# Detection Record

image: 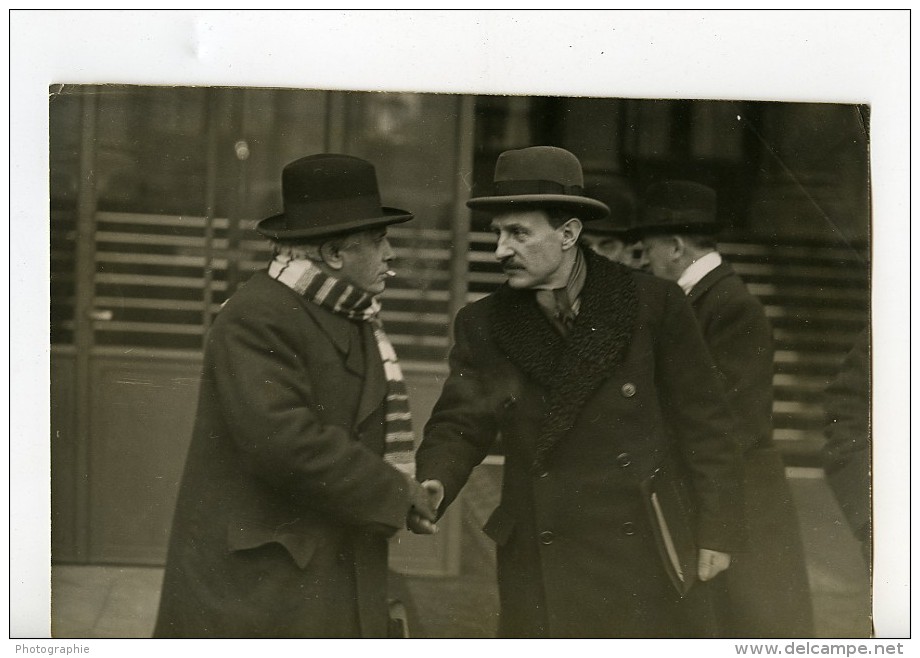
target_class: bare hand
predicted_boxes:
[406,479,439,535]
[697,548,731,581]
[407,511,438,535]
[421,479,445,512]
[406,480,445,535]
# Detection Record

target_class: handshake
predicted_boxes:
[406,479,445,535]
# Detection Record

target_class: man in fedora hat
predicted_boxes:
[413,147,745,637]
[154,154,438,638]
[633,180,815,637]
[581,179,643,268]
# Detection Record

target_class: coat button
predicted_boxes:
[621,382,637,398]
[539,531,555,545]
[616,452,632,468]
[538,470,550,478]
[622,522,636,536]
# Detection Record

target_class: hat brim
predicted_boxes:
[582,219,631,237]
[630,222,721,239]
[256,207,413,241]
[466,194,609,221]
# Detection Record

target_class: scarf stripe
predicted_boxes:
[269,254,416,478]
[303,272,327,300]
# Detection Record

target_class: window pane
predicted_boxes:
[342,92,463,363]
[95,86,210,216]
[49,90,82,345]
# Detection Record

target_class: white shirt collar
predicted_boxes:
[677,251,722,295]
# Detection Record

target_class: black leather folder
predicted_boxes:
[639,459,699,597]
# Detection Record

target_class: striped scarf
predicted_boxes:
[268,253,416,478]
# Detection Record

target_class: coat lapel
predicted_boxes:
[490,282,564,390]
[301,301,366,377]
[492,248,639,471]
[302,301,385,429]
[277,281,387,444]
[354,323,388,429]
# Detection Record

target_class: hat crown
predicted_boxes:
[466,146,610,221]
[635,180,719,234]
[645,180,716,215]
[493,146,585,189]
[282,154,381,208]
[257,153,412,240]
[583,181,637,235]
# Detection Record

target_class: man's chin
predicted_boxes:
[359,283,386,296]
[504,274,531,289]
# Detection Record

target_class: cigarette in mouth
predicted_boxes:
[385,270,397,277]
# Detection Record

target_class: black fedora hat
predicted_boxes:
[467,146,609,221]
[257,154,413,241]
[633,180,720,237]
[582,181,637,237]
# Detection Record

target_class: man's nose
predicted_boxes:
[494,234,512,260]
[381,237,395,262]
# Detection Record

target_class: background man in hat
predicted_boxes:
[633,180,815,637]
[413,146,745,638]
[154,154,438,638]
[581,179,643,268]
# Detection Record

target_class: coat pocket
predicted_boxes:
[482,506,516,546]
[227,519,324,569]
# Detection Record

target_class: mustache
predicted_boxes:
[499,257,523,270]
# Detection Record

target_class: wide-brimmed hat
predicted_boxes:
[582,180,637,237]
[257,154,413,241]
[467,146,609,221]
[632,180,720,237]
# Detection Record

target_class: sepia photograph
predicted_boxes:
[11,8,911,650]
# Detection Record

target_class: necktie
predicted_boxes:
[536,287,576,335]
[534,248,586,335]
[553,287,576,330]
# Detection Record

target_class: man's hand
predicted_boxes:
[406,479,439,535]
[406,479,445,535]
[697,548,731,581]
[421,479,445,511]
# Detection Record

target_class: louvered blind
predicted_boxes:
[65,212,456,363]
[50,209,77,345]
[54,207,868,465]
[722,240,869,464]
[91,212,226,350]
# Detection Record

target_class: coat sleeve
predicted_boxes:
[416,306,499,512]
[654,284,746,553]
[206,308,413,536]
[702,288,775,451]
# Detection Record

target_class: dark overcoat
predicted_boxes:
[687,262,814,637]
[154,271,413,638]
[416,250,745,638]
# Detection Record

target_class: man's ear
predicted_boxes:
[669,235,686,260]
[319,240,345,271]
[560,217,583,250]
